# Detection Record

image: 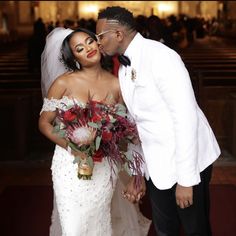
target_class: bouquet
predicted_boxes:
[53,99,144,186]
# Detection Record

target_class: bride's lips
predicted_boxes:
[87,50,97,58]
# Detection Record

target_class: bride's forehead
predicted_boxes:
[70,32,89,43]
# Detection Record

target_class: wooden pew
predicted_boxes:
[230,92,236,157]
[0,72,40,81]
[0,93,31,160]
[0,68,30,73]
[0,88,54,161]
[191,69,236,154]
[184,59,236,65]
[0,80,40,89]
[180,43,236,156]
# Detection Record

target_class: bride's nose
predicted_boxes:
[85,45,92,52]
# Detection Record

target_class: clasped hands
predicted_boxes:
[122,176,146,203]
[122,177,193,209]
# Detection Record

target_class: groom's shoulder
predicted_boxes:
[142,37,178,57]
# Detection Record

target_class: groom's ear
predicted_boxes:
[116,30,125,42]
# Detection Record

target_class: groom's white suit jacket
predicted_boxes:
[119,33,221,190]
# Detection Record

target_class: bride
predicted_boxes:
[39,27,151,236]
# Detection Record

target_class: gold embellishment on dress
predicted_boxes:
[131,68,136,81]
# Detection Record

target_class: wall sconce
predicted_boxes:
[157,3,174,18]
[83,5,98,14]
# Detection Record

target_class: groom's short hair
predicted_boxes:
[98,6,136,31]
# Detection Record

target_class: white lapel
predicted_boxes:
[119,66,136,116]
[119,33,147,117]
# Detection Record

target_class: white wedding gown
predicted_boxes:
[40,97,151,236]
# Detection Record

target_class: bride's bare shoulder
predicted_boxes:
[51,71,74,86]
[47,71,75,98]
[57,71,74,81]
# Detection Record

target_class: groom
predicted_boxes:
[96,6,220,236]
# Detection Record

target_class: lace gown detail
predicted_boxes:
[51,146,115,236]
[40,97,151,236]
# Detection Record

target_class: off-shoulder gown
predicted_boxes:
[40,96,151,236]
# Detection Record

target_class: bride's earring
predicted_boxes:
[75,61,81,70]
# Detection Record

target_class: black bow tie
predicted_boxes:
[118,55,131,67]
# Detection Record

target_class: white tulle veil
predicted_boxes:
[41,27,73,98]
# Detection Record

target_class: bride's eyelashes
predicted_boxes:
[76,46,83,53]
[87,38,94,44]
[75,38,95,53]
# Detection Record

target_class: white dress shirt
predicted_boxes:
[118,33,221,190]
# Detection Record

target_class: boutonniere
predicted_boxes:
[131,68,136,82]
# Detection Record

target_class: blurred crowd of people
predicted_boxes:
[27,15,221,73]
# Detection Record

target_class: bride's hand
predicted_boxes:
[71,149,87,160]
[131,137,140,145]
[122,176,146,203]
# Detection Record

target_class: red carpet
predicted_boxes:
[0,185,235,236]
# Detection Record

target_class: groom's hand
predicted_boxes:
[122,176,146,203]
[175,184,193,209]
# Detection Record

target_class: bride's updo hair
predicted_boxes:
[60,28,97,71]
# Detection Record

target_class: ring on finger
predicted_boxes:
[185,201,190,206]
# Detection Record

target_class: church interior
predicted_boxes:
[0,1,236,235]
